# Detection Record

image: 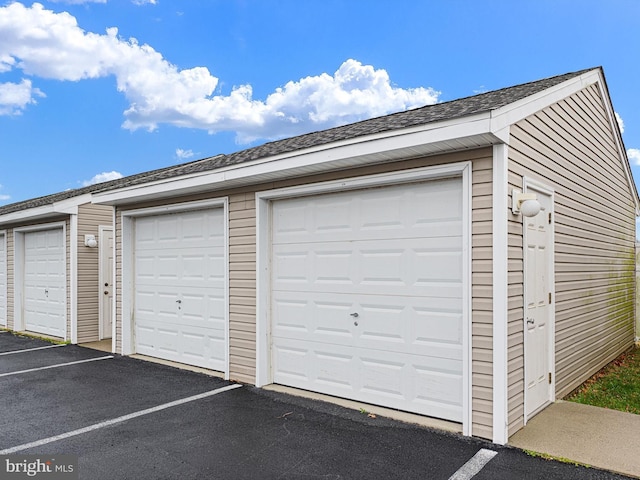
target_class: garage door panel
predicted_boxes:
[270,177,465,423]
[272,291,462,359]
[136,324,225,370]
[273,179,462,245]
[273,338,463,421]
[272,241,462,298]
[24,229,65,338]
[134,208,227,371]
[274,221,462,244]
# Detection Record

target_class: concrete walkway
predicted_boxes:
[509,400,640,478]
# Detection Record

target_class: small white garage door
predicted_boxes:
[0,233,6,327]
[134,208,226,371]
[271,177,465,422]
[24,229,66,338]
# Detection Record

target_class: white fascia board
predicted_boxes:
[490,69,602,134]
[93,113,501,205]
[0,194,89,225]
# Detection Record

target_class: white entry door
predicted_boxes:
[0,233,6,327]
[133,208,226,371]
[524,189,553,419]
[270,178,465,422]
[99,227,114,340]
[24,229,66,338]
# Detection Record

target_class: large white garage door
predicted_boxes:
[134,208,226,371]
[24,229,66,338]
[271,178,465,422]
[0,234,6,327]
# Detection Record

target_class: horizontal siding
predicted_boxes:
[507,83,636,436]
[228,193,257,384]
[471,155,493,440]
[76,203,113,343]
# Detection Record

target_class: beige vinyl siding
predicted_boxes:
[228,193,257,383]
[471,155,494,440]
[113,148,494,434]
[507,83,636,435]
[77,203,113,343]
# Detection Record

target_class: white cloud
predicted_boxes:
[627,148,640,166]
[132,0,157,5]
[0,184,10,201]
[0,3,439,143]
[175,148,194,160]
[615,112,625,134]
[82,170,123,186]
[0,79,45,115]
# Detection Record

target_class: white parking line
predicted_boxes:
[0,344,66,356]
[0,383,243,454]
[448,448,498,480]
[0,356,113,378]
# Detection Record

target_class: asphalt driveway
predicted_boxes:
[0,332,632,479]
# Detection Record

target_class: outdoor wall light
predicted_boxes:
[512,189,542,217]
[84,234,98,248]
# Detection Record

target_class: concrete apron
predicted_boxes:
[509,400,640,478]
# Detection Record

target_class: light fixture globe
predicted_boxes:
[84,234,98,248]
[520,199,541,217]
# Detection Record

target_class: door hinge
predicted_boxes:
[548,212,552,224]
[548,372,552,384]
[548,292,552,304]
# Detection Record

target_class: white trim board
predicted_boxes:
[255,162,472,435]
[0,195,88,226]
[491,144,509,445]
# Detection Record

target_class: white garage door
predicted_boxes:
[271,178,465,422]
[24,229,66,338]
[134,208,226,371]
[0,234,6,327]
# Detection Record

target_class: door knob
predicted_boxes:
[350,312,359,318]
[527,318,534,325]
[104,291,109,295]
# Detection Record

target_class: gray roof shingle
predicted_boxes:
[0,67,596,216]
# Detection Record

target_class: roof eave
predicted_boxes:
[0,194,89,226]
[93,112,504,205]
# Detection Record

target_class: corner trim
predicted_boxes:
[492,143,509,445]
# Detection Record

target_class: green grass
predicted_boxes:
[566,346,640,414]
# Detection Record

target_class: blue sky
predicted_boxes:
[1,1,640,208]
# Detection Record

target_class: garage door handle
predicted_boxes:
[527,318,534,325]
[350,312,359,318]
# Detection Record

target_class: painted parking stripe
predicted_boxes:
[0,344,66,356]
[0,356,113,378]
[0,383,242,454]
[448,448,498,480]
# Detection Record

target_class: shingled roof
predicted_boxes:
[0,67,597,216]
